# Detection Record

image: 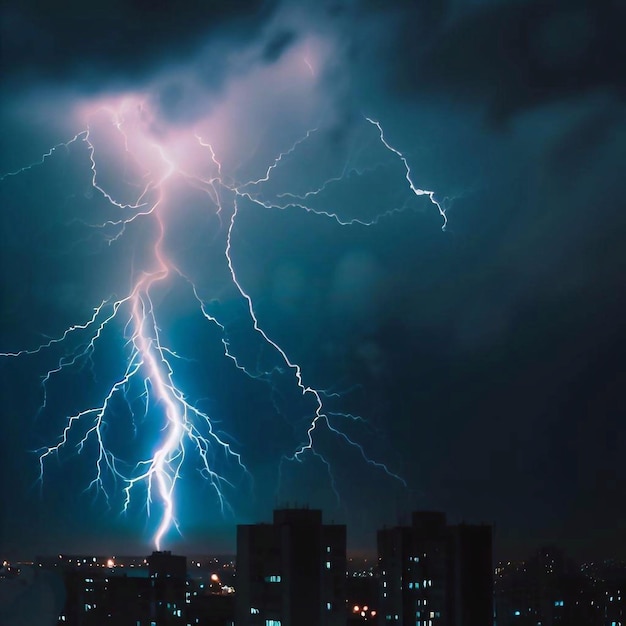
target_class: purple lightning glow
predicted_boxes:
[1,85,446,549]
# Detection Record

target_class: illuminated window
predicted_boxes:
[265,621,282,626]
[326,561,331,569]
[251,608,260,614]
[265,575,281,583]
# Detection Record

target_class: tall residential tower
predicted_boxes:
[236,508,347,626]
[377,512,492,626]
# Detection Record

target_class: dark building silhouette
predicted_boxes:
[495,547,625,626]
[236,508,347,626]
[58,569,152,625]
[377,511,492,626]
[187,593,235,626]
[448,523,493,625]
[586,559,626,626]
[38,551,188,625]
[148,550,187,625]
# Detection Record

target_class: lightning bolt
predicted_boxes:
[365,117,447,230]
[1,97,444,548]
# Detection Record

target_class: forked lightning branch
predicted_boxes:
[1,96,444,548]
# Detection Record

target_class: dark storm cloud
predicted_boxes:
[1,0,625,561]
[0,0,277,87]
[400,0,626,122]
[315,0,626,557]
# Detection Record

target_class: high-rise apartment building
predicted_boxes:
[236,508,347,626]
[148,550,187,625]
[377,512,492,626]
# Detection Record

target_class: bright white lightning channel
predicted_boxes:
[0,102,445,549]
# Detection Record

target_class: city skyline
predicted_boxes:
[1,0,625,561]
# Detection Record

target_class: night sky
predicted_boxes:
[1,0,625,561]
